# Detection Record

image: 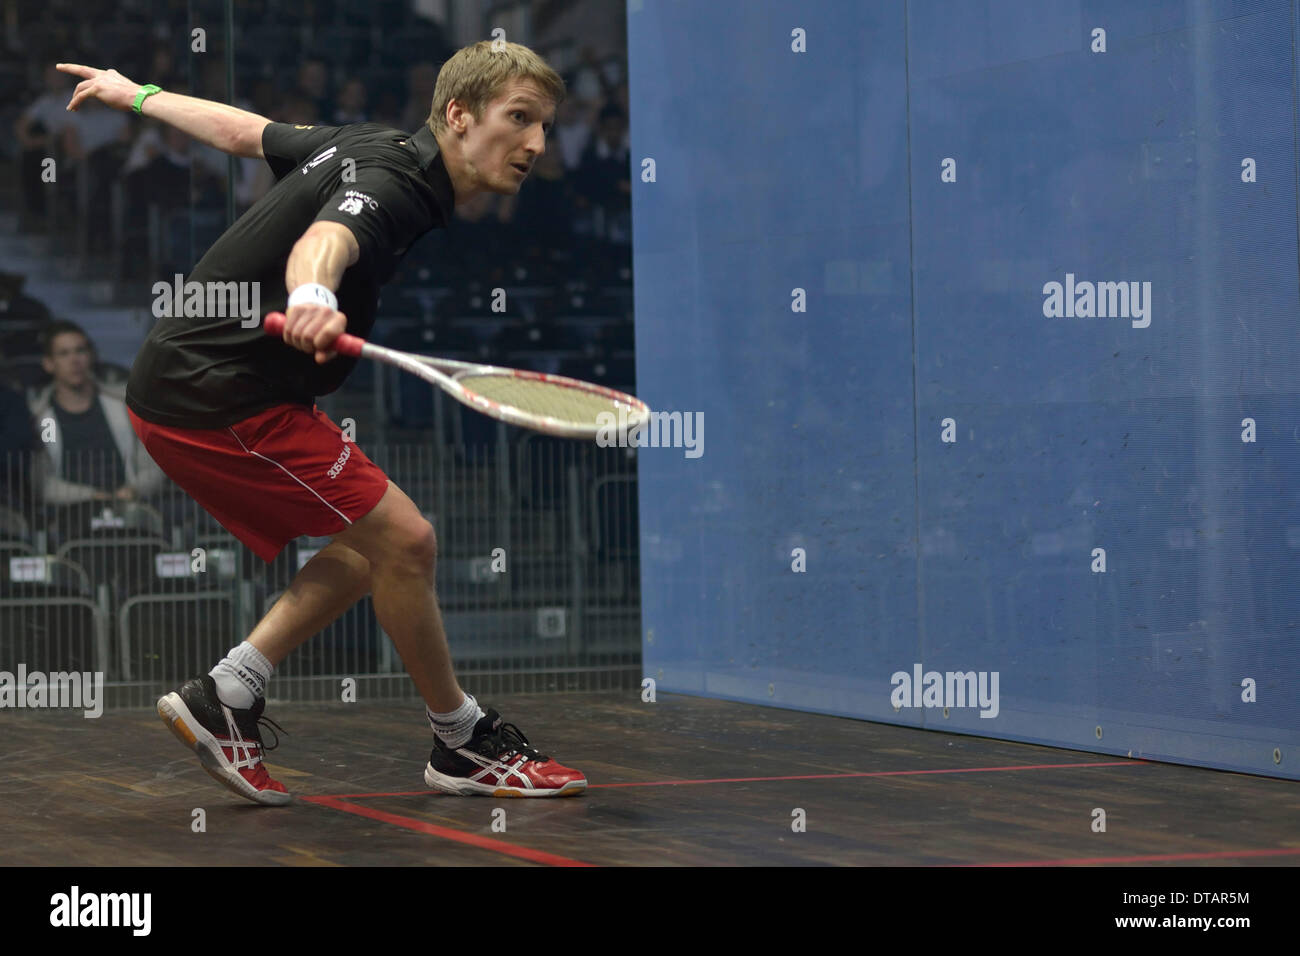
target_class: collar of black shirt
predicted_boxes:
[406,124,456,224]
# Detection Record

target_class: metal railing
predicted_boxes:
[0,439,641,708]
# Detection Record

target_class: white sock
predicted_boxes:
[210,642,273,710]
[427,693,486,749]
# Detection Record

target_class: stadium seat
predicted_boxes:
[0,554,107,674]
[0,506,31,541]
[380,322,480,355]
[0,554,91,600]
[495,320,589,354]
[118,592,237,683]
[56,535,172,606]
[0,600,103,675]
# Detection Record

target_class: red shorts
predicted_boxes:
[128,403,390,563]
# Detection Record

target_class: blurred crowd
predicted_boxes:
[10,15,632,274]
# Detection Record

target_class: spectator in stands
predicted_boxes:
[55,95,133,240]
[371,87,403,128]
[554,50,613,171]
[14,62,75,151]
[0,373,40,519]
[28,320,165,507]
[144,41,181,94]
[296,57,333,122]
[610,79,629,114]
[497,142,574,253]
[234,94,322,210]
[195,57,227,102]
[0,271,52,325]
[14,62,76,229]
[234,80,279,211]
[0,272,52,364]
[120,121,227,275]
[124,118,228,188]
[575,102,631,240]
[247,78,277,119]
[278,92,322,126]
[578,102,629,200]
[399,61,438,133]
[334,76,369,124]
[554,82,595,172]
[58,96,133,177]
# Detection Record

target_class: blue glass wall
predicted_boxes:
[629,0,1300,779]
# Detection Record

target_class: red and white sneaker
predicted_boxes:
[424,709,586,797]
[157,675,291,806]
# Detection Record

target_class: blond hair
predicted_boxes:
[428,40,566,137]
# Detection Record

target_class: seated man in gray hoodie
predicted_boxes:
[29,320,166,507]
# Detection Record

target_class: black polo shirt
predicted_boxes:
[125,122,456,429]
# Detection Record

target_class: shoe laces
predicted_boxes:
[256,715,287,753]
[487,721,548,762]
[222,703,286,755]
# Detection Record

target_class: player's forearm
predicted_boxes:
[138,89,269,158]
[285,231,352,294]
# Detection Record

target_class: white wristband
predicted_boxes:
[288,282,338,311]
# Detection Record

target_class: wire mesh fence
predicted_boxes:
[0,436,641,709]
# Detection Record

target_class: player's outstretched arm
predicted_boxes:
[55,62,272,159]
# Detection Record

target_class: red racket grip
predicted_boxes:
[263,311,364,359]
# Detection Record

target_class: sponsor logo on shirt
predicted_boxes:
[294,124,316,129]
[338,190,379,216]
[301,146,337,174]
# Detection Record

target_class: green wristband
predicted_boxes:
[132,84,162,115]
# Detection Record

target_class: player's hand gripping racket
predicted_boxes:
[264,312,650,440]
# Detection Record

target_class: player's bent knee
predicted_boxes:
[377,515,435,571]
[338,491,436,571]
[406,519,437,568]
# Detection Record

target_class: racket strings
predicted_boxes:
[459,373,638,427]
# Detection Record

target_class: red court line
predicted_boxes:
[590,760,1145,788]
[303,796,596,867]
[314,759,1146,799]
[957,847,1300,867]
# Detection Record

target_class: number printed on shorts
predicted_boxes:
[327,443,352,479]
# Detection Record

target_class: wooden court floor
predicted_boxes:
[1,693,1297,867]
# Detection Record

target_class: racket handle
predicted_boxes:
[263,311,364,359]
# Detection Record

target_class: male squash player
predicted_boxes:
[56,40,587,803]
